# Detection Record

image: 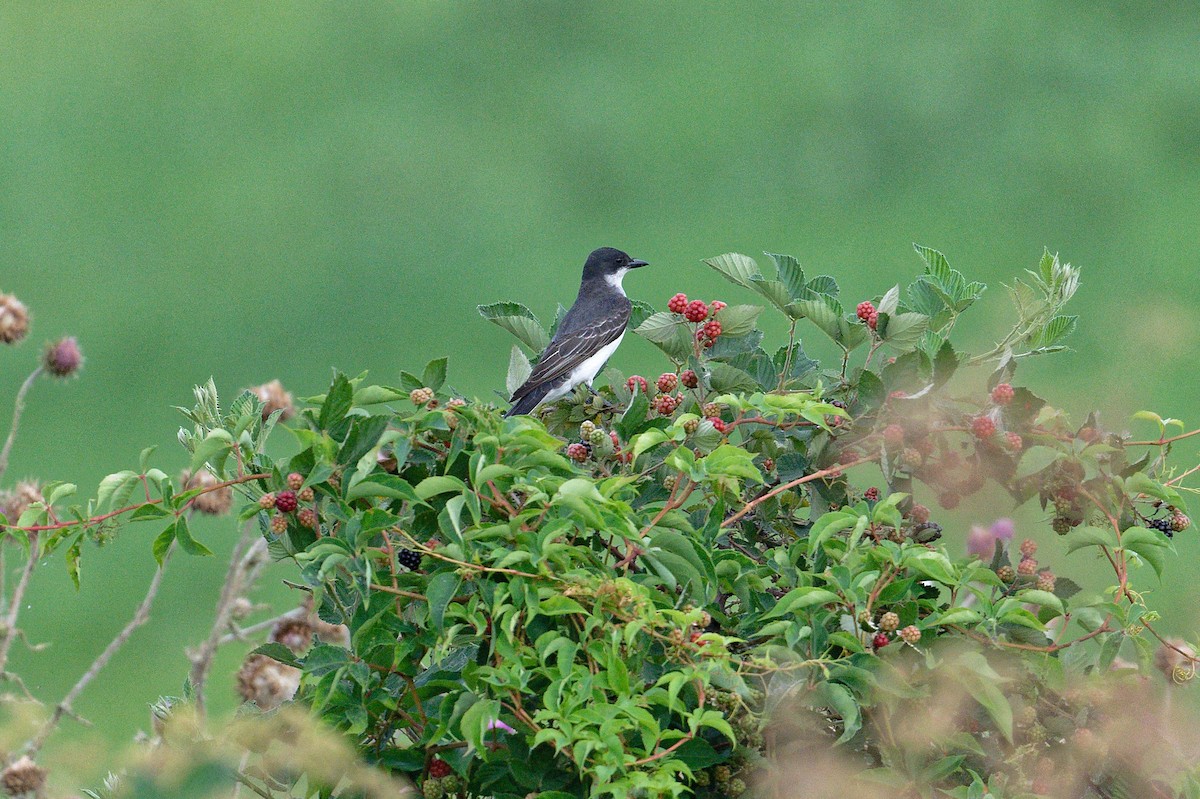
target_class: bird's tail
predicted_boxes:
[504,383,553,418]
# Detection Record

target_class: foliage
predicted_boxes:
[6,245,1200,798]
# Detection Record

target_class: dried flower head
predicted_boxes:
[1,755,47,796]
[237,653,300,710]
[42,336,83,377]
[0,294,30,345]
[1,480,44,526]
[271,616,315,654]
[249,379,295,422]
[179,469,233,516]
[313,619,351,648]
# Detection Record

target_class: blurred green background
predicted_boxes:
[1,1,1199,784]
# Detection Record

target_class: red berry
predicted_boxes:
[864,487,880,501]
[883,424,905,447]
[856,301,876,322]
[566,443,589,462]
[684,299,709,323]
[689,630,703,643]
[991,383,1015,405]
[972,416,996,440]
[888,390,906,400]
[1018,557,1038,576]
[286,472,304,490]
[1005,432,1023,451]
[626,375,648,394]
[703,319,722,339]
[680,369,699,389]
[872,632,890,649]
[867,311,879,330]
[274,490,298,513]
[428,758,452,778]
[654,394,680,416]
[298,508,317,529]
[707,417,728,434]
[667,293,689,314]
[909,504,930,524]
[609,431,620,447]
[1019,539,1037,558]
[657,373,678,393]
[710,300,727,313]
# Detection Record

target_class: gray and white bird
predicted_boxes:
[505,247,649,417]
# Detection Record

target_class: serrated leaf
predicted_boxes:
[152,524,176,565]
[427,572,461,630]
[318,372,354,430]
[633,312,694,362]
[765,586,841,619]
[877,311,929,349]
[702,252,761,287]
[476,302,550,352]
[713,304,762,337]
[1014,446,1061,480]
[421,357,448,392]
[766,252,805,299]
[708,363,759,393]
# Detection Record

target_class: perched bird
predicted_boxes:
[506,247,649,417]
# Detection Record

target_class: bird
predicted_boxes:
[505,247,649,417]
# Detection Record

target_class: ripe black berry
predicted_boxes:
[397,549,422,570]
[1149,517,1174,536]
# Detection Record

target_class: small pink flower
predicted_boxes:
[486,719,516,734]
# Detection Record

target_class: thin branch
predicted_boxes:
[25,542,176,756]
[0,533,40,677]
[189,525,269,721]
[721,454,879,528]
[0,367,43,484]
[1128,428,1200,447]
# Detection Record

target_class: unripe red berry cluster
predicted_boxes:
[657,373,678,393]
[991,382,1015,405]
[684,299,709,322]
[680,369,699,389]
[856,300,879,330]
[708,417,728,434]
[654,394,682,416]
[566,443,589,462]
[972,415,996,440]
[626,375,648,394]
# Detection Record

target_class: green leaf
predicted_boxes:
[152,524,176,565]
[703,445,762,483]
[421,357,448,392]
[877,312,929,350]
[537,595,587,616]
[1065,525,1118,553]
[765,252,805,299]
[426,572,461,630]
[633,312,694,362]
[129,503,171,521]
[506,345,532,397]
[173,516,213,557]
[708,363,760,393]
[702,252,761,287]
[1014,446,1061,480]
[1019,590,1064,617]
[96,471,139,513]
[415,475,466,500]
[319,372,354,430]
[477,302,550,352]
[765,586,842,618]
[251,642,301,669]
[189,429,234,475]
[713,304,763,337]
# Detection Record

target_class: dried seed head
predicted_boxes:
[271,616,315,653]
[180,469,232,516]
[230,597,254,620]
[42,336,83,377]
[249,379,295,422]
[236,653,300,710]
[1,756,47,796]
[1,481,44,525]
[0,294,30,345]
[313,619,351,648]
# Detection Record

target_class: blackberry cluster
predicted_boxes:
[1148,517,1174,537]
[397,549,423,570]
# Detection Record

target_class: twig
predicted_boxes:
[0,533,40,677]
[217,607,307,647]
[189,525,269,721]
[25,542,176,756]
[721,455,879,528]
[1128,428,1200,447]
[0,367,42,484]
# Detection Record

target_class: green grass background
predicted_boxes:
[1,2,1199,783]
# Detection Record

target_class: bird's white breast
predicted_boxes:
[605,268,629,296]
[544,332,625,402]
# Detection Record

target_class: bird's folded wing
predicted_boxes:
[515,312,629,395]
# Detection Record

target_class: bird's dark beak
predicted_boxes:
[628,258,649,269]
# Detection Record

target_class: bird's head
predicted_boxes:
[582,247,649,289]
